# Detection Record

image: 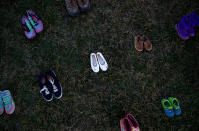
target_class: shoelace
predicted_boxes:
[48,78,58,92]
[28,15,38,27]
[25,19,33,31]
[1,92,12,106]
[40,86,50,95]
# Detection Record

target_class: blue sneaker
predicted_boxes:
[161,99,174,117]
[38,73,53,101]
[176,19,189,40]
[46,70,62,99]
[168,97,181,115]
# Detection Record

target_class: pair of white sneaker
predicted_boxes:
[90,52,108,73]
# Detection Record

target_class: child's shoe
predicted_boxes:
[0,93,4,115]
[0,90,15,115]
[27,10,43,33]
[161,99,174,117]
[134,35,143,52]
[65,0,80,16]
[142,35,152,51]
[126,113,140,131]
[90,53,100,73]
[96,52,108,71]
[77,0,90,12]
[46,70,62,99]
[38,73,53,101]
[176,20,189,40]
[120,118,132,131]
[168,97,181,115]
[21,16,36,39]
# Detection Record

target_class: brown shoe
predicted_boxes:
[134,35,143,52]
[77,0,90,12]
[65,0,80,16]
[142,35,152,51]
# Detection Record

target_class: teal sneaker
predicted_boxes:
[0,90,15,115]
[161,99,174,117]
[0,92,4,115]
[168,97,181,115]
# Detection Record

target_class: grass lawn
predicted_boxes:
[0,0,199,130]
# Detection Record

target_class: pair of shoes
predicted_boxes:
[90,52,108,73]
[161,97,181,117]
[65,0,90,16]
[176,12,199,40]
[134,35,152,52]
[120,113,140,131]
[22,10,43,39]
[38,70,62,101]
[0,90,15,115]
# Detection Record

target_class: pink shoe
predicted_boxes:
[27,10,44,33]
[126,113,140,131]
[21,16,36,39]
[120,118,130,131]
[0,90,15,115]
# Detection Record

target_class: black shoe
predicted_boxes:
[38,73,53,101]
[46,70,62,99]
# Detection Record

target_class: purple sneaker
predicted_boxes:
[176,21,189,40]
[27,10,43,33]
[0,92,4,115]
[0,90,15,115]
[22,16,36,39]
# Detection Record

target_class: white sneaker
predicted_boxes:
[96,52,108,71]
[90,53,99,73]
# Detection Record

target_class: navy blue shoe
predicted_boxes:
[46,70,62,99]
[38,73,53,101]
[77,0,91,12]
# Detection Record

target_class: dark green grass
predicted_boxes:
[0,0,199,130]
